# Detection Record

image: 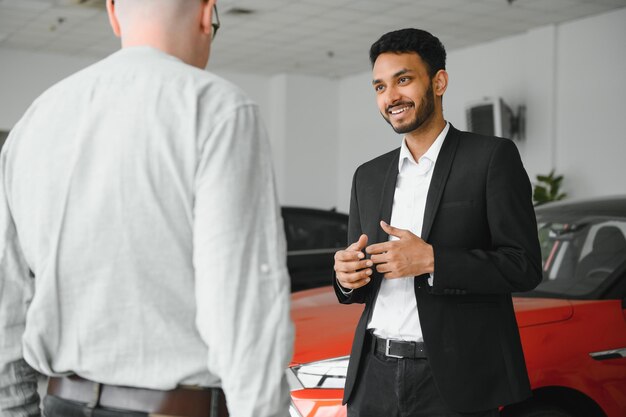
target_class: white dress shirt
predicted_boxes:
[367,123,449,341]
[0,47,293,417]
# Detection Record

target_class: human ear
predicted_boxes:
[433,70,448,96]
[199,0,216,36]
[106,0,121,37]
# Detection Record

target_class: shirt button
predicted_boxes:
[260,264,271,274]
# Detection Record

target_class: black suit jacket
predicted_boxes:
[335,125,542,412]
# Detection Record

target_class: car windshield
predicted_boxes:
[521,214,626,298]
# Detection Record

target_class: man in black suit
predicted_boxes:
[333,28,542,417]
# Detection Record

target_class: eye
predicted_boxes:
[398,77,410,84]
[374,84,385,93]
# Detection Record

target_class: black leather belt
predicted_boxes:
[372,333,427,359]
[47,375,228,417]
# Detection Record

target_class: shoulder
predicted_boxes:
[131,48,256,112]
[354,147,400,179]
[195,71,256,115]
[74,48,254,111]
[450,125,508,147]
[25,57,101,110]
[448,125,518,160]
[5,62,102,147]
[91,49,256,122]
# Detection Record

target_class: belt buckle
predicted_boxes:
[385,339,403,359]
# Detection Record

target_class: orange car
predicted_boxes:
[288,197,626,417]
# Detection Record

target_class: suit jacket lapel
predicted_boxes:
[375,150,400,244]
[421,125,460,242]
[366,149,399,312]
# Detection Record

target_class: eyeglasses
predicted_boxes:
[212,5,220,40]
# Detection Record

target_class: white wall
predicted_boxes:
[1,7,625,211]
[256,73,339,209]
[279,74,338,209]
[556,9,626,199]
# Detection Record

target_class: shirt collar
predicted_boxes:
[398,122,450,172]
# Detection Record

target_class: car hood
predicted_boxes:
[291,287,362,365]
[290,287,574,365]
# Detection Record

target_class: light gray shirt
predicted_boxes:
[0,46,294,417]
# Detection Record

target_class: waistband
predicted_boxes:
[370,332,428,359]
[47,375,228,417]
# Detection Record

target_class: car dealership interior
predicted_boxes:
[1,1,625,417]
[1,0,625,211]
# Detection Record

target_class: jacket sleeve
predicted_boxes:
[432,139,542,295]
[334,166,371,304]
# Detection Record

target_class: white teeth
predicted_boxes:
[390,106,410,115]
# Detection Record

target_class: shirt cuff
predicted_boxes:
[336,278,354,295]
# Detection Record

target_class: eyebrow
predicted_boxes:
[372,68,413,85]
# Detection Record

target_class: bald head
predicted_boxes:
[106,0,216,68]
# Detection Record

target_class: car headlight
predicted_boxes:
[289,356,349,389]
[289,401,303,417]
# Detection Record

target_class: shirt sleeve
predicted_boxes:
[0,144,42,417]
[192,104,294,417]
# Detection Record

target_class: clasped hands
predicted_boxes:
[334,221,434,290]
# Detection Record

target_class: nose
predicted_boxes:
[384,84,402,107]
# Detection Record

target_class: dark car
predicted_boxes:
[288,196,626,417]
[282,206,348,292]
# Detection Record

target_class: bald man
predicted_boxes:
[0,1,293,417]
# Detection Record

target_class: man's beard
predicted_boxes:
[383,83,435,134]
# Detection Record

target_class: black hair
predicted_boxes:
[369,28,446,78]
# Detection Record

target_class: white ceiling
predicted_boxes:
[1,0,625,78]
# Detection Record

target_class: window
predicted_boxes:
[282,209,348,252]
[537,218,626,297]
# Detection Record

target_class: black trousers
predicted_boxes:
[347,335,500,417]
[43,396,147,417]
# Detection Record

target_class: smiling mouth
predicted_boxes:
[388,104,413,116]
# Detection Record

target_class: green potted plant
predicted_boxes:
[533,170,566,206]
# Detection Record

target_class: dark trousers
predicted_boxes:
[347,336,499,417]
[43,396,147,417]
